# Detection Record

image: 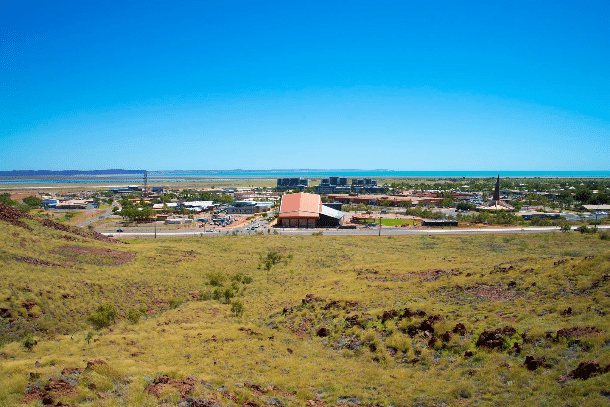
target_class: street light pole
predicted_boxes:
[154,221,157,238]
[379,215,381,237]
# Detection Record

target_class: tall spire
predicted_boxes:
[493,174,500,201]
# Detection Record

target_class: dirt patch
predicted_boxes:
[0,202,34,230]
[465,284,517,302]
[23,378,78,404]
[144,375,197,399]
[14,255,65,268]
[357,268,458,282]
[0,203,118,244]
[555,326,601,339]
[53,245,136,265]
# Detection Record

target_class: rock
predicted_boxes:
[440,331,453,342]
[512,342,523,355]
[524,355,549,370]
[475,326,516,349]
[452,323,467,336]
[302,294,316,304]
[555,326,601,340]
[560,307,572,316]
[316,327,330,337]
[379,309,398,324]
[61,367,85,375]
[569,360,602,380]
[86,359,107,369]
[22,301,37,310]
[464,351,473,358]
[508,281,517,287]
[344,315,362,328]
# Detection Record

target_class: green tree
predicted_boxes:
[0,193,16,206]
[22,196,43,208]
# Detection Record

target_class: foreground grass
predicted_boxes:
[1,218,609,406]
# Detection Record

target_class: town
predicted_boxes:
[2,175,609,237]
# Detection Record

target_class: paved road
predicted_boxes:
[101,225,610,238]
[76,208,112,228]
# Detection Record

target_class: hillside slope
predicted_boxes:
[1,205,609,406]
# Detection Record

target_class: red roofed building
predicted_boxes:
[277,192,345,228]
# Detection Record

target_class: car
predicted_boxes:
[116,229,124,232]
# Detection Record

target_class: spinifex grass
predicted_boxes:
[1,217,609,406]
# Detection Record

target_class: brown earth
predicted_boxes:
[0,202,118,243]
[465,284,518,302]
[554,326,601,340]
[53,245,136,265]
[23,378,78,404]
[144,375,197,399]
[14,255,65,268]
[475,326,517,349]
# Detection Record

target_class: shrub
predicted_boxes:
[87,304,118,329]
[198,290,211,301]
[168,298,181,309]
[127,309,142,324]
[23,334,37,350]
[207,271,226,286]
[600,231,610,240]
[212,287,223,301]
[231,300,244,317]
[223,287,235,303]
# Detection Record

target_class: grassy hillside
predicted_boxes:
[1,205,609,406]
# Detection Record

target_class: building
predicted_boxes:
[421,219,459,227]
[276,178,309,191]
[226,201,273,214]
[180,201,215,212]
[55,200,88,209]
[314,177,383,194]
[277,192,345,228]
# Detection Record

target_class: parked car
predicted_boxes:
[116,229,123,232]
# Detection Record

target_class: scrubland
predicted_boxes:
[1,208,609,406]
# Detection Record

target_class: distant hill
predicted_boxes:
[0,169,145,176]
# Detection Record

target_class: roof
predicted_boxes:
[320,204,345,220]
[583,205,610,210]
[278,192,321,219]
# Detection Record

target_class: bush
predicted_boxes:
[127,309,142,324]
[207,271,226,286]
[212,287,223,301]
[223,287,235,303]
[600,232,610,240]
[231,300,244,317]
[168,298,181,309]
[87,304,118,329]
[23,334,37,350]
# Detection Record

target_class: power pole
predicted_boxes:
[143,170,148,195]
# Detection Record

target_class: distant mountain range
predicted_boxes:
[0,169,145,176]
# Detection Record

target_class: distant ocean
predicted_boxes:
[0,170,609,184]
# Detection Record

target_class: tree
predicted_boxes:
[0,193,16,206]
[22,196,43,208]
[574,188,592,203]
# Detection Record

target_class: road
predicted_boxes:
[101,224,610,238]
[76,208,112,228]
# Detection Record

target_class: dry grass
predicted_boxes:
[1,216,610,406]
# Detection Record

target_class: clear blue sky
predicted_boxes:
[1,0,609,171]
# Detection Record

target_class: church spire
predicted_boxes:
[493,174,500,201]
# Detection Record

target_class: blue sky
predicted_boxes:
[1,0,609,171]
